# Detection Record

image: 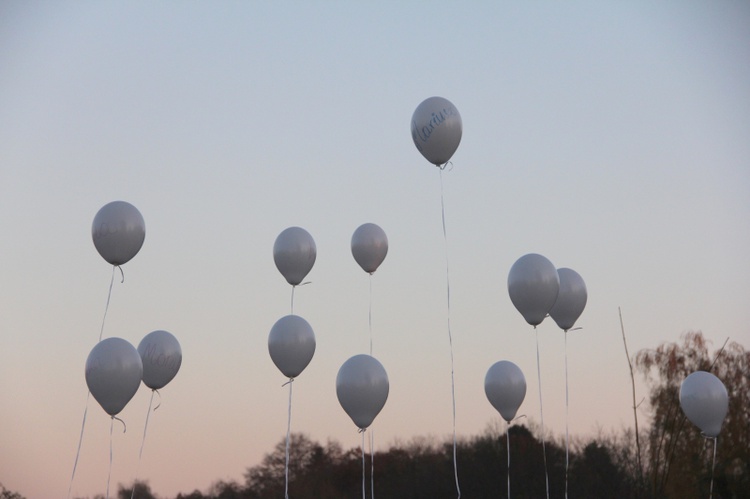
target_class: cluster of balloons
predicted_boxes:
[269,227,318,381]
[492,253,587,423]
[269,224,392,432]
[87,202,182,419]
[269,223,391,432]
[85,331,182,418]
[336,223,390,431]
[507,253,587,331]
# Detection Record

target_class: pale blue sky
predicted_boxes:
[1,2,749,498]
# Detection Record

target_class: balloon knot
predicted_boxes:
[282,378,294,387]
[152,389,162,411]
[435,161,453,171]
[358,427,367,434]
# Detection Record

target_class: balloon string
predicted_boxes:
[440,169,460,498]
[105,416,126,499]
[709,437,717,499]
[67,392,90,499]
[107,417,114,499]
[368,274,373,356]
[290,285,295,315]
[284,378,294,499]
[361,429,366,499]
[564,330,570,499]
[370,429,375,499]
[506,421,511,499]
[131,390,157,499]
[99,266,115,341]
[535,327,550,499]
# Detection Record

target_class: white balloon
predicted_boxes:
[273,227,317,286]
[137,330,182,390]
[507,253,560,327]
[549,268,588,331]
[411,97,463,166]
[680,371,729,438]
[85,337,143,416]
[92,201,146,266]
[485,361,527,423]
[268,315,316,379]
[351,223,388,274]
[336,354,389,430]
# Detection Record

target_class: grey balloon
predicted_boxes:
[268,315,316,379]
[680,371,729,438]
[351,223,388,274]
[273,227,317,286]
[411,96,463,166]
[92,201,146,266]
[336,354,389,430]
[507,253,560,327]
[85,337,143,416]
[138,330,182,390]
[485,360,527,423]
[549,268,588,331]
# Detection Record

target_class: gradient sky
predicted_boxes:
[1,2,749,498]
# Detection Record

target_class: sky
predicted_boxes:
[1,1,749,498]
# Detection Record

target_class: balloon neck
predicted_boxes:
[358,427,367,434]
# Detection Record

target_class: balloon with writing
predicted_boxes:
[85,337,143,416]
[268,315,316,379]
[137,330,182,390]
[485,360,527,423]
[336,354,389,430]
[273,227,317,286]
[507,253,560,327]
[351,223,388,274]
[411,97,462,166]
[549,268,587,331]
[680,371,729,438]
[92,201,146,266]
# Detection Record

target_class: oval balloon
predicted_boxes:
[92,201,146,266]
[137,330,182,390]
[85,337,143,416]
[411,97,462,166]
[351,223,388,274]
[485,361,527,423]
[336,354,389,430]
[549,268,588,331]
[679,371,729,438]
[268,315,316,379]
[273,227,317,286]
[507,253,560,327]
